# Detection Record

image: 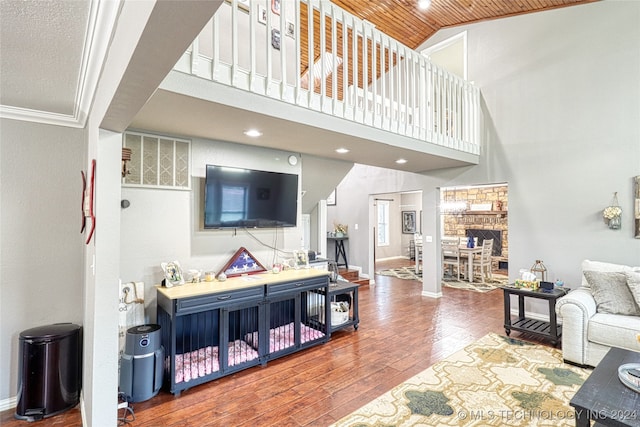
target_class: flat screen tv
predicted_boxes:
[204,165,298,229]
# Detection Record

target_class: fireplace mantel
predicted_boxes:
[462,210,507,216]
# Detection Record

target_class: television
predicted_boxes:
[204,165,299,229]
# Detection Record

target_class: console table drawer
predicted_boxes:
[266,276,328,296]
[176,287,264,314]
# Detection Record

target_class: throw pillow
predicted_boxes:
[625,271,640,310]
[581,260,640,288]
[583,270,640,316]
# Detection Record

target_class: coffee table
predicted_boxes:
[570,347,640,427]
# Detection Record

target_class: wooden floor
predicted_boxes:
[1,259,548,426]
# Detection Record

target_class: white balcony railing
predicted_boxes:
[173,0,480,155]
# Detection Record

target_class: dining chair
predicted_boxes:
[472,239,494,283]
[414,233,423,273]
[442,240,462,280]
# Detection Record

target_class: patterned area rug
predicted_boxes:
[332,333,591,427]
[376,268,508,293]
[442,274,508,293]
[377,267,422,281]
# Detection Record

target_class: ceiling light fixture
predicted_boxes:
[396,158,408,164]
[244,129,262,137]
[418,0,431,10]
[335,148,350,154]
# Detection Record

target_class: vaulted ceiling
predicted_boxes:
[332,0,598,50]
[1,0,599,172]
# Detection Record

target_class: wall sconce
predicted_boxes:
[122,147,132,178]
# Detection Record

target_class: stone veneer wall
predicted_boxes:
[442,185,509,259]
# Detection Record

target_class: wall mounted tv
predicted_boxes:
[204,165,299,229]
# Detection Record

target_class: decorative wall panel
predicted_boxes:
[123,131,191,190]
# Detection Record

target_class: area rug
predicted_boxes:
[376,267,422,281]
[442,274,508,293]
[332,333,591,427]
[376,268,508,293]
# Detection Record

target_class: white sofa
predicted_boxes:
[556,260,640,367]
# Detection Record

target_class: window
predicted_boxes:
[377,200,390,246]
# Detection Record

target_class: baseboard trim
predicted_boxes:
[376,256,408,262]
[80,391,87,426]
[421,290,443,298]
[0,396,17,412]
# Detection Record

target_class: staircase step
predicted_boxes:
[338,268,369,287]
[338,269,359,280]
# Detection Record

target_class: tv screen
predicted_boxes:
[204,165,298,229]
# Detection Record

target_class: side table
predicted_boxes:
[328,236,349,269]
[501,286,569,346]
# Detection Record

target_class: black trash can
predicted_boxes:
[15,323,82,421]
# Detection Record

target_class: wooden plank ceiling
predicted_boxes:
[331,0,600,50]
[297,0,598,98]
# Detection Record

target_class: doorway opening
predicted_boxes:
[372,190,423,275]
[440,183,509,278]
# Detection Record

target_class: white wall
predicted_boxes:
[0,119,85,402]
[329,1,640,299]
[120,137,307,321]
[366,191,422,260]
[327,165,427,273]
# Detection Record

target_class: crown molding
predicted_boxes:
[0,0,122,129]
[0,105,84,128]
[73,0,122,127]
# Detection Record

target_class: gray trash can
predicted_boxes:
[15,323,82,421]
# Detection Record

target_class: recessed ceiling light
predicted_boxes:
[244,129,262,137]
[336,148,350,154]
[396,158,408,164]
[418,0,431,10]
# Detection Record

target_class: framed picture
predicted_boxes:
[293,250,309,269]
[271,0,280,15]
[271,29,281,50]
[327,189,336,206]
[402,211,416,234]
[258,4,267,24]
[285,20,295,38]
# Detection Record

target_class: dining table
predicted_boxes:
[457,245,483,283]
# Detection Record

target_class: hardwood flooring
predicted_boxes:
[1,259,548,426]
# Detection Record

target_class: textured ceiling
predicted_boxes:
[0,0,90,115]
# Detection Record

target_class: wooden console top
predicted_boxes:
[156,268,329,300]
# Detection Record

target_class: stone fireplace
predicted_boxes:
[442,185,509,264]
